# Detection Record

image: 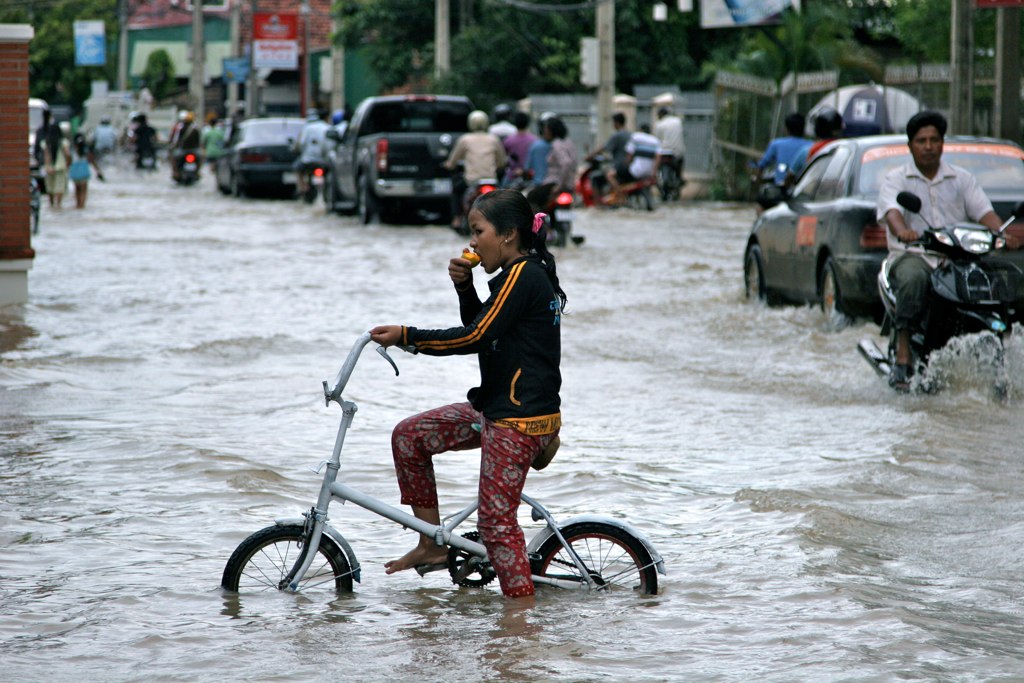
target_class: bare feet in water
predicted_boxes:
[384,544,449,574]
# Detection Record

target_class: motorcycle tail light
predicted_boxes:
[555,191,574,207]
[313,166,325,178]
[185,153,197,163]
[376,139,389,173]
[859,222,887,249]
[480,184,496,194]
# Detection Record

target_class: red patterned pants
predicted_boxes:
[391,402,556,598]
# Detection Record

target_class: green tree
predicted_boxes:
[141,48,177,102]
[3,0,119,110]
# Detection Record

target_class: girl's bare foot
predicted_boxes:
[384,544,449,574]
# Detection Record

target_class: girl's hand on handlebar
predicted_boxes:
[370,325,402,347]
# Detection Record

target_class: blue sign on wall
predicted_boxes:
[223,57,250,84]
[74,21,106,66]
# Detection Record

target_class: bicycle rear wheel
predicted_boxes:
[221,524,354,594]
[534,522,658,595]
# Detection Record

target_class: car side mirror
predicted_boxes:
[756,183,785,210]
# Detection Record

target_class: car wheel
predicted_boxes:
[358,174,378,225]
[820,257,852,330]
[324,171,338,213]
[744,244,768,303]
[231,171,244,198]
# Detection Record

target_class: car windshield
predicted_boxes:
[361,100,471,135]
[858,143,1024,197]
[242,120,304,143]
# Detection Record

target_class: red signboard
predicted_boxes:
[253,13,298,40]
[976,0,1024,7]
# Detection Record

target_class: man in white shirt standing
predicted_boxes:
[876,110,1011,391]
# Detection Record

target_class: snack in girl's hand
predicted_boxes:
[461,248,481,267]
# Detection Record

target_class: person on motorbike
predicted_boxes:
[488,103,517,141]
[294,108,330,197]
[527,115,578,213]
[91,116,118,159]
[133,113,157,170]
[753,112,808,187]
[604,125,659,205]
[584,112,631,198]
[523,112,556,189]
[444,110,507,229]
[501,111,536,187]
[876,110,1014,391]
[654,107,685,191]
[171,111,201,181]
[791,107,842,177]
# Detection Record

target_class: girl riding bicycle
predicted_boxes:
[370,189,567,599]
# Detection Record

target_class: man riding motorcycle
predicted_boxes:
[444,110,506,231]
[294,108,330,198]
[170,110,201,182]
[876,110,1017,391]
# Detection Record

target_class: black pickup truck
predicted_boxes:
[323,94,474,224]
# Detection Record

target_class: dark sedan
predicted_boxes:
[744,135,1024,325]
[216,117,305,197]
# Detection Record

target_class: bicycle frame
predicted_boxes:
[280,332,618,593]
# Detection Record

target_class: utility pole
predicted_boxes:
[227,0,240,119]
[118,0,128,91]
[330,14,345,112]
[596,0,614,145]
[994,7,1020,141]
[435,0,450,80]
[949,0,973,134]
[191,0,205,124]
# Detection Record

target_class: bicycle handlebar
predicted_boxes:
[323,332,414,406]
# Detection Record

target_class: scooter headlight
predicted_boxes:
[952,226,993,254]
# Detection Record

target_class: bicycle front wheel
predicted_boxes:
[221,524,354,594]
[534,522,659,595]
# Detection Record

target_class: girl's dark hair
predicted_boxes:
[546,117,568,140]
[472,189,568,310]
[44,123,63,165]
[73,133,88,156]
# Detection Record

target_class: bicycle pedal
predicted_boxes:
[414,562,448,577]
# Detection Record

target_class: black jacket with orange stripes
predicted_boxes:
[401,254,561,426]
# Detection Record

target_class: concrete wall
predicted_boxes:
[0,23,35,307]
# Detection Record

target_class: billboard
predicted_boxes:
[253,13,298,70]
[701,0,799,28]
[73,20,106,66]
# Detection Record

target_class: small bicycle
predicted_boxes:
[221,332,665,596]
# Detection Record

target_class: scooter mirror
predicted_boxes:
[897,191,922,213]
[1013,201,1024,220]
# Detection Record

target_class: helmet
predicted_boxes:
[331,108,345,125]
[183,111,195,124]
[468,110,489,132]
[813,107,842,139]
[493,103,512,122]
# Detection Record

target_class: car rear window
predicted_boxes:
[361,100,471,135]
[243,120,305,143]
[858,143,1024,196]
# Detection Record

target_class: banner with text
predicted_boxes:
[701,0,799,28]
[253,13,298,69]
[73,20,106,66]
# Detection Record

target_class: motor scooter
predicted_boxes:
[450,167,499,236]
[302,164,326,204]
[173,150,200,186]
[576,154,656,212]
[656,152,684,202]
[858,191,1024,397]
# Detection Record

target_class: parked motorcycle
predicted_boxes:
[858,191,1024,397]
[576,154,656,212]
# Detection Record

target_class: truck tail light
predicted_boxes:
[376,139,388,173]
[860,222,887,249]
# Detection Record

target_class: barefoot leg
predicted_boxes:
[384,506,449,574]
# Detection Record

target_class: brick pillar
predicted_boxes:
[0,24,35,307]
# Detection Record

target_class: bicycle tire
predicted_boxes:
[534,522,658,595]
[221,524,354,594]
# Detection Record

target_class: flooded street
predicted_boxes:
[3,162,1024,681]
